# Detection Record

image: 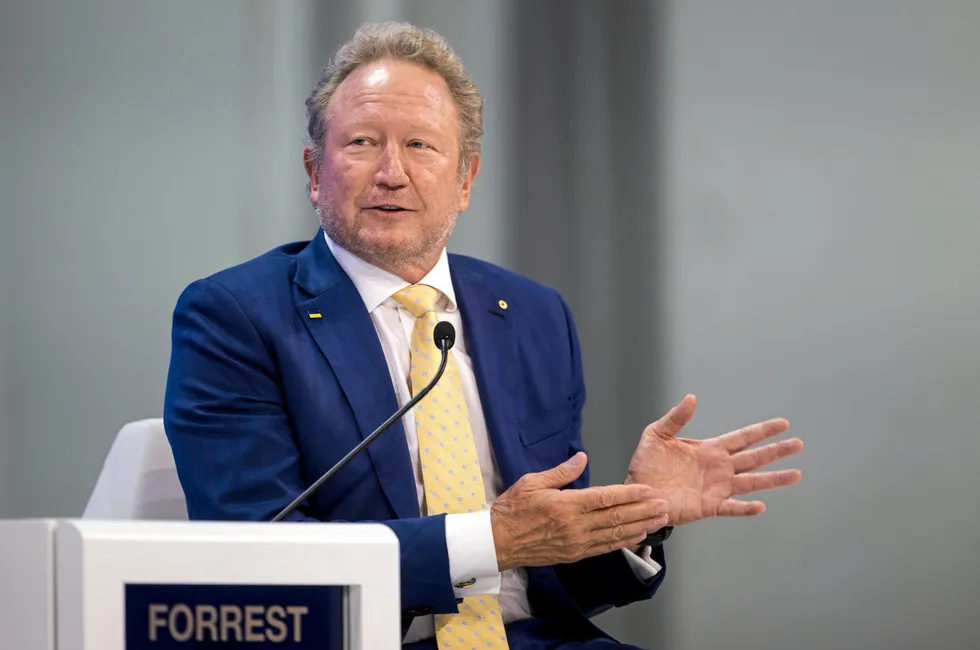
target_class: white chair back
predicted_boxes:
[83,418,188,520]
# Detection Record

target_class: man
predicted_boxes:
[164,22,802,649]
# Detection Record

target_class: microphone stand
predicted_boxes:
[272,341,451,522]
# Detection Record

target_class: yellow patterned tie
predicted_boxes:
[391,285,510,650]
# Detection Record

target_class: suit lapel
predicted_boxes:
[450,258,526,489]
[293,232,418,520]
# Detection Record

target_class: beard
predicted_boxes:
[316,190,458,274]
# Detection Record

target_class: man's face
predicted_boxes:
[305,59,480,275]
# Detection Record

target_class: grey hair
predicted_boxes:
[305,22,483,177]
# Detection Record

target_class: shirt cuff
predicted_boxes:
[445,511,501,597]
[622,546,663,580]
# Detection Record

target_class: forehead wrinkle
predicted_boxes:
[338,101,452,133]
[333,92,458,136]
[352,90,442,110]
[347,80,454,110]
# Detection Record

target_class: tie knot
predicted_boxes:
[391,284,442,318]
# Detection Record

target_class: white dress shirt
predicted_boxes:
[324,234,660,643]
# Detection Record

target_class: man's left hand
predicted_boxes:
[626,395,803,526]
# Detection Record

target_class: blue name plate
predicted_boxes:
[125,584,344,648]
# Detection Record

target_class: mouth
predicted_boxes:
[363,204,413,214]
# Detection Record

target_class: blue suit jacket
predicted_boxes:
[163,231,665,641]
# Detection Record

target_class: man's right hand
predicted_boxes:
[490,452,669,571]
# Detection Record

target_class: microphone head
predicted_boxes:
[433,321,456,351]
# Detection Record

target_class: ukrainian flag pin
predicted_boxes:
[308,312,323,319]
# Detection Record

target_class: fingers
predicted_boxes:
[522,452,588,489]
[718,418,790,453]
[584,498,669,531]
[573,483,657,513]
[732,437,804,473]
[646,394,697,439]
[585,514,671,555]
[731,469,802,495]
[718,498,766,517]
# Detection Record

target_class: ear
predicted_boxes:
[457,153,482,213]
[303,146,320,206]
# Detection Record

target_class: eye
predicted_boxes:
[408,140,428,149]
[350,137,370,146]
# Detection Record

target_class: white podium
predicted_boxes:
[0,519,400,650]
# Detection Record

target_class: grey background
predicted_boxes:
[1,1,978,649]
[658,3,980,649]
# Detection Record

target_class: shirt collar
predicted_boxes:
[324,231,458,314]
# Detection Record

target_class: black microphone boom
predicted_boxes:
[271,321,457,522]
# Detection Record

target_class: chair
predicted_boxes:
[83,418,188,520]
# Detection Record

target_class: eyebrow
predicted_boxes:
[336,119,453,141]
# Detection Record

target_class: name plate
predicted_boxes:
[125,584,343,648]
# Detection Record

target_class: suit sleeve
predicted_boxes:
[549,292,667,617]
[163,278,460,622]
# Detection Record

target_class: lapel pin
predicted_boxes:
[308,312,323,319]
[497,299,508,310]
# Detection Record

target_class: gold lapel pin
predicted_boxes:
[308,312,323,319]
[497,299,508,310]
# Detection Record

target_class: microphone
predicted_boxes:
[271,321,457,522]
[432,321,455,350]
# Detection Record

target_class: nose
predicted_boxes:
[374,142,409,189]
